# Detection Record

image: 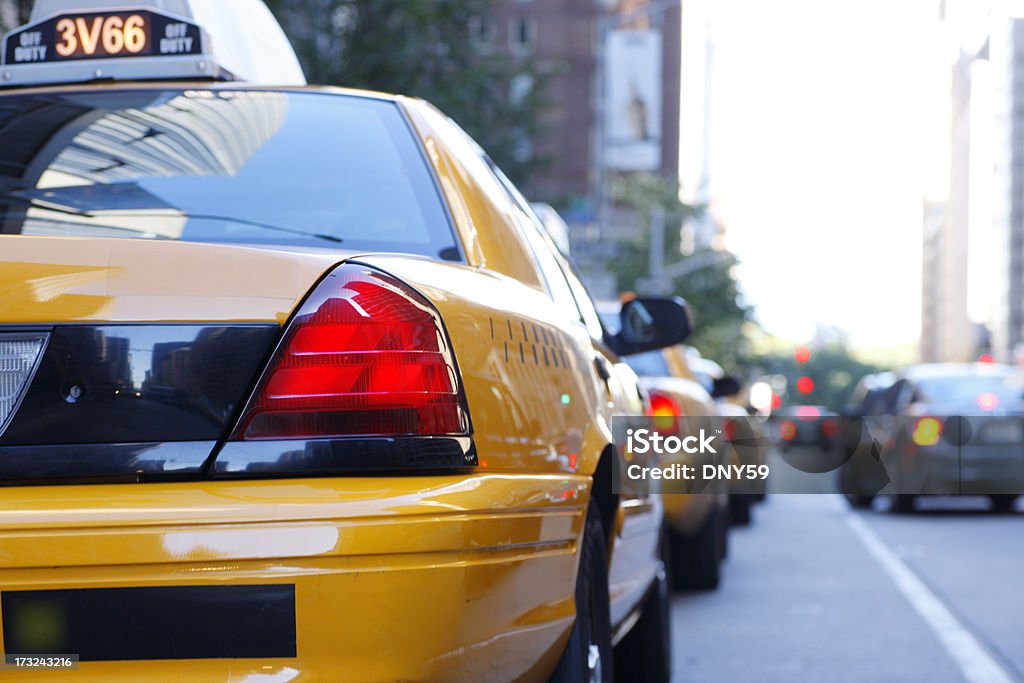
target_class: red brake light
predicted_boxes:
[977,392,999,411]
[234,265,469,440]
[648,391,682,434]
[911,417,942,447]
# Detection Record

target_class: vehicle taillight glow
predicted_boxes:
[977,392,999,411]
[233,265,469,440]
[911,417,942,447]
[648,391,681,434]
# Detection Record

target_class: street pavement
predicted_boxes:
[670,448,1024,683]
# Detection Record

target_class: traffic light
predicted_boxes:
[796,376,814,394]
[794,346,811,364]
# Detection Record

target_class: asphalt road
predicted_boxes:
[670,448,1024,683]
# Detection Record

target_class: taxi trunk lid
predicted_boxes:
[0,235,345,325]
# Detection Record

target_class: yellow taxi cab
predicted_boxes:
[686,352,769,513]
[0,2,691,681]
[610,341,730,590]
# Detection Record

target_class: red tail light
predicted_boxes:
[779,419,797,441]
[648,390,682,435]
[911,416,942,447]
[233,264,469,440]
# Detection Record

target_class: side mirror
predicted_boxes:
[609,297,692,356]
[711,375,742,399]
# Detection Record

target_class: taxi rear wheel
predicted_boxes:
[989,495,1018,513]
[892,494,918,513]
[614,526,672,682]
[669,507,721,591]
[729,494,752,526]
[550,499,613,683]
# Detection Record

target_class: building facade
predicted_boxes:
[990,18,1024,363]
[490,0,682,212]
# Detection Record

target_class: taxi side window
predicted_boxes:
[559,257,606,342]
[483,159,585,326]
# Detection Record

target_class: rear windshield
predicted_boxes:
[915,371,1024,404]
[0,89,459,259]
[625,350,670,378]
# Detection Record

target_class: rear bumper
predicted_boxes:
[891,444,1024,495]
[0,474,589,682]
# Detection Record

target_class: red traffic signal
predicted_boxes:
[796,376,814,394]
[794,346,811,364]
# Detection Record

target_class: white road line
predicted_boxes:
[842,505,1015,683]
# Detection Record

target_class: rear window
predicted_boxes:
[0,89,459,259]
[625,350,670,378]
[915,371,1024,404]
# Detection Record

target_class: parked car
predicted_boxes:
[595,309,730,592]
[0,3,684,679]
[838,363,1024,513]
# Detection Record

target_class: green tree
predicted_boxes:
[608,173,752,369]
[753,345,883,411]
[0,0,33,32]
[264,0,549,186]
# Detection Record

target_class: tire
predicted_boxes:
[718,506,730,561]
[989,495,1018,513]
[892,494,917,514]
[614,527,672,683]
[844,493,875,509]
[550,499,613,683]
[669,508,721,591]
[729,494,752,526]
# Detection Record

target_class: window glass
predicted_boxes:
[484,159,581,324]
[0,89,459,259]
[625,350,670,377]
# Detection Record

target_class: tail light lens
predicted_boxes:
[233,264,469,440]
[778,419,798,441]
[648,390,682,435]
[911,416,942,447]
[0,334,48,435]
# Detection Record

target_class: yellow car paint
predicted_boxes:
[0,83,660,681]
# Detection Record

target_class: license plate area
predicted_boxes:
[979,419,1024,444]
[1,585,296,661]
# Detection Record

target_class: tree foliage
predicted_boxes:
[752,345,883,412]
[264,0,549,185]
[608,173,752,369]
[0,0,33,32]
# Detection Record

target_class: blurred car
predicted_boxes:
[772,405,841,451]
[624,346,731,590]
[596,308,730,591]
[841,363,1024,513]
[0,3,684,680]
[836,372,899,507]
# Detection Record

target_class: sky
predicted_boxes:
[691,0,944,351]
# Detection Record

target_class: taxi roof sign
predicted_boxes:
[1,0,305,87]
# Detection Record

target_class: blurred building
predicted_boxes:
[0,1,20,32]
[989,17,1024,364]
[920,200,946,362]
[488,1,681,219]
[920,1,992,363]
[487,0,600,204]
